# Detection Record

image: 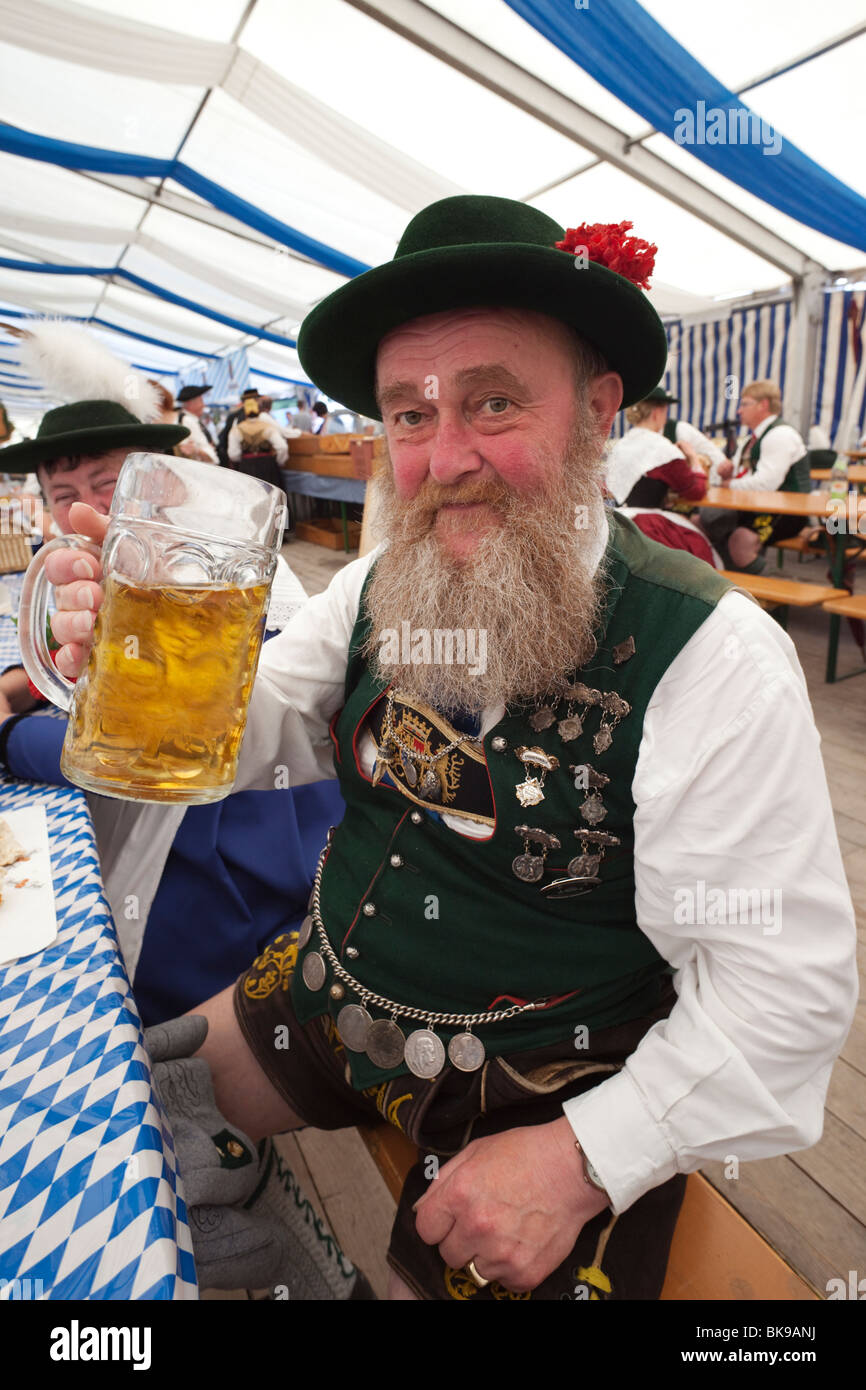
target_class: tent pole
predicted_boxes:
[786,270,826,440]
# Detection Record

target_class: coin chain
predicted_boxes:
[308,849,539,1031]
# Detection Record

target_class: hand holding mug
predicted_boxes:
[20,456,284,804]
[42,504,108,679]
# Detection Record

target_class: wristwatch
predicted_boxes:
[574,1140,609,1198]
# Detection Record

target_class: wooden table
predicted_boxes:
[692,488,866,681]
[811,465,866,483]
[692,486,866,518]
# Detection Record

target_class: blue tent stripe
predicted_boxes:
[831,291,852,440]
[699,320,707,431]
[0,258,297,349]
[710,319,720,431]
[0,125,370,280]
[767,304,776,388]
[504,0,866,253]
[0,306,222,359]
[779,300,791,398]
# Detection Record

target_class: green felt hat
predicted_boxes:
[298,195,668,419]
[643,385,678,405]
[0,399,189,473]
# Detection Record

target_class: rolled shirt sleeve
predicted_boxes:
[563,590,858,1212]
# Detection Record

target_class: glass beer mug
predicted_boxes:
[19,453,285,804]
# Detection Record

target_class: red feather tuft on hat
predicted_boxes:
[555,221,657,290]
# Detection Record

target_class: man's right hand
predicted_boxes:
[43,503,109,678]
[716,460,734,481]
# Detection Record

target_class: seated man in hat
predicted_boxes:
[46,199,857,1302]
[0,324,343,1030]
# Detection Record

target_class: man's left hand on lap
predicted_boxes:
[413,1116,610,1292]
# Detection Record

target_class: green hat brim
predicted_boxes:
[0,422,189,473]
[298,242,668,419]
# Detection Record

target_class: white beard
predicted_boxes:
[363,421,610,715]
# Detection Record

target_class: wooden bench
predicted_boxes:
[358,1124,817,1300]
[719,571,849,630]
[773,535,864,570]
[819,593,866,682]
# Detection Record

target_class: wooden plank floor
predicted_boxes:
[256,539,866,1301]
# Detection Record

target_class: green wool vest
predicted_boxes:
[662,418,679,444]
[748,418,810,492]
[293,514,733,1088]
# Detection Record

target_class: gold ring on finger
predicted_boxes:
[466,1259,489,1289]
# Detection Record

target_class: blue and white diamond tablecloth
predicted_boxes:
[0,578,198,1300]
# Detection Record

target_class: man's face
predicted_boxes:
[365,308,623,712]
[738,394,770,429]
[185,395,205,417]
[376,307,621,562]
[38,449,128,534]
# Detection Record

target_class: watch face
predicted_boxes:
[585,1157,604,1188]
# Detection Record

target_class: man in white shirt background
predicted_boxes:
[44,197,857,1303]
[698,379,811,571]
[177,383,219,464]
[717,380,809,492]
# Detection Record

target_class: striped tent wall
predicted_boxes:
[815,288,866,449]
[612,288,864,449]
[175,347,250,407]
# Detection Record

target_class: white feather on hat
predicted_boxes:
[9,319,163,422]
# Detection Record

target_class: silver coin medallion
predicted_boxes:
[404,1028,446,1079]
[529,706,555,731]
[336,1003,373,1052]
[297,914,313,949]
[593,725,613,755]
[447,1032,486,1073]
[365,1018,406,1070]
[400,751,418,787]
[557,715,583,742]
[567,853,601,879]
[301,950,326,992]
[580,792,608,824]
[515,777,544,807]
[511,852,544,883]
[419,768,441,801]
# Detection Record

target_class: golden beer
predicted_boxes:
[62,576,270,802]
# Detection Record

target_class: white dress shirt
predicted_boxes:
[729,414,807,492]
[179,411,218,464]
[233,527,857,1214]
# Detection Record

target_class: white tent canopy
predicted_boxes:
[0,0,864,426]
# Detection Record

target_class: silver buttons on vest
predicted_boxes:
[329,983,345,1001]
[362,902,377,917]
[410,810,423,825]
[346,945,359,960]
[390,853,403,868]
[491,736,507,752]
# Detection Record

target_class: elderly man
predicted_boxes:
[44,196,857,1302]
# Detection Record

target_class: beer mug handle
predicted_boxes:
[18,534,104,712]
